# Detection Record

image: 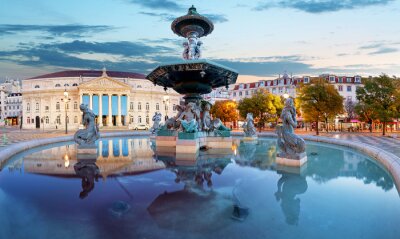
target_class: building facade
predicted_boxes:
[0,79,22,125]
[230,73,363,103]
[22,69,181,130]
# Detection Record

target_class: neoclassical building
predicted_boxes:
[22,69,181,130]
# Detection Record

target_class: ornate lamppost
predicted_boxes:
[61,89,71,134]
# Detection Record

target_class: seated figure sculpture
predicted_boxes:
[276,98,305,158]
[177,102,199,133]
[202,102,230,132]
[242,113,257,137]
[150,112,162,134]
[161,105,184,130]
[74,104,100,145]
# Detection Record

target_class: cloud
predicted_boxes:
[369,47,398,55]
[129,0,183,11]
[0,24,115,38]
[51,40,174,57]
[253,0,394,13]
[138,12,228,23]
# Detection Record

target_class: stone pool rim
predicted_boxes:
[1,131,400,194]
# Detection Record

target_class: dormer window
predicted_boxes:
[329,76,335,82]
[354,76,361,83]
[304,77,309,83]
[346,77,352,83]
[338,77,343,83]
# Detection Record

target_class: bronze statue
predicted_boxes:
[74,104,100,145]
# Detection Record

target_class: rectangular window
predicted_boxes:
[329,76,335,82]
[239,92,242,96]
[304,77,309,83]
[245,91,249,95]
[338,77,343,83]
[347,86,352,92]
[130,102,134,110]
[45,106,49,112]
[338,85,343,91]
[233,92,236,97]
[355,77,361,83]
[346,77,352,83]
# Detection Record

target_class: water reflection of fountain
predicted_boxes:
[73,158,100,199]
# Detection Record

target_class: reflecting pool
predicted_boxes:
[0,137,399,239]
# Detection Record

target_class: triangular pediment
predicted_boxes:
[79,76,131,90]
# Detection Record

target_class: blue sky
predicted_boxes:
[0,0,399,83]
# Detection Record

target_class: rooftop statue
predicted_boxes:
[243,113,257,137]
[74,104,100,145]
[276,98,306,158]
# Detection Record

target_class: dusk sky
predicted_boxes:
[1,0,400,83]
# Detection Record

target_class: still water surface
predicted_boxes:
[0,137,399,239]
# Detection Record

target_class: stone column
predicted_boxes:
[125,94,129,126]
[89,93,93,110]
[79,93,84,126]
[117,94,122,126]
[98,93,103,127]
[108,94,112,126]
[98,140,103,160]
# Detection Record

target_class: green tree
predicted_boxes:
[297,79,344,135]
[210,100,238,124]
[356,74,398,135]
[237,89,283,131]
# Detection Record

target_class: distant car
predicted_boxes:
[134,124,149,130]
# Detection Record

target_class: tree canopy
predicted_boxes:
[210,100,238,123]
[355,74,399,135]
[297,79,344,135]
[237,88,283,129]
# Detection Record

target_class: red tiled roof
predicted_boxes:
[28,70,146,80]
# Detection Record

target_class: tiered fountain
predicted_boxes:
[146,6,238,156]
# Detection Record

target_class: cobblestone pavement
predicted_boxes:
[317,132,400,157]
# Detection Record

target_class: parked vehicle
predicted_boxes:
[134,124,150,130]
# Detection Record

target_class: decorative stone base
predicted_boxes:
[276,164,307,175]
[155,131,232,155]
[243,136,257,141]
[276,155,307,167]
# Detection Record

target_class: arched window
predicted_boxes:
[64,83,69,87]
[146,102,149,111]
[34,85,40,88]
[72,83,78,86]
[138,102,141,111]
[35,102,39,111]
[156,103,159,111]
[27,103,30,112]
[74,116,78,123]
[55,84,61,87]
[56,102,60,110]
[138,116,142,123]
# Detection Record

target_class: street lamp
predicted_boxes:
[61,89,71,134]
[283,93,289,99]
[162,95,170,121]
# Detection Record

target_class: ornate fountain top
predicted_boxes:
[171,5,214,38]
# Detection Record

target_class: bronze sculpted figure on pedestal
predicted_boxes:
[276,98,305,158]
[74,104,100,145]
[243,113,257,137]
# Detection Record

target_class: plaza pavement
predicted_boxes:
[0,126,399,158]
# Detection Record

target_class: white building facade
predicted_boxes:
[22,69,181,130]
[0,79,22,125]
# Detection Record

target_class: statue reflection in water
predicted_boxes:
[274,170,308,225]
[74,159,100,199]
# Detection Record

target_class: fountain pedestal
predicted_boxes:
[77,145,97,160]
[276,152,307,167]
